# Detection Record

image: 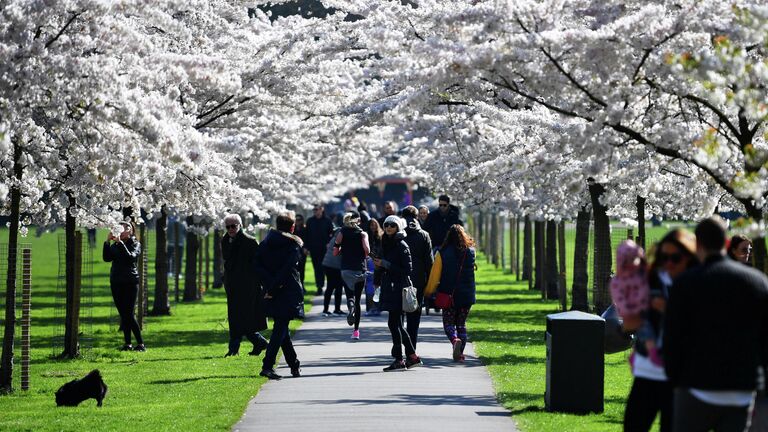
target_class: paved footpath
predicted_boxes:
[234,297,517,432]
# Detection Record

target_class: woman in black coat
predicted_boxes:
[374,216,422,371]
[254,213,304,380]
[103,222,145,351]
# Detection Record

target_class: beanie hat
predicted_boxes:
[383,215,406,232]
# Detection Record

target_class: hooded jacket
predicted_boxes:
[403,216,433,296]
[254,229,305,319]
[377,230,412,313]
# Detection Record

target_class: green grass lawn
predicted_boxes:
[0,228,313,432]
[470,254,633,432]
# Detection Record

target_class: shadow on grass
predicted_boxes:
[149,375,253,385]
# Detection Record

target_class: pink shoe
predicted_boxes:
[351,329,360,340]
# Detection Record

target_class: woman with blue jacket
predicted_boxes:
[425,224,476,363]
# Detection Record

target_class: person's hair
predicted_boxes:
[295,213,304,221]
[441,224,475,250]
[649,228,698,271]
[695,216,728,252]
[438,194,450,203]
[401,205,418,218]
[343,212,360,227]
[385,201,399,212]
[367,218,383,241]
[223,213,242,226]
[418,205,429,212]
[275,212,295,232]
[357,203,367,212]
[727,234,752,259]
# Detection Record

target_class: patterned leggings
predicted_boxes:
[442,306,471,351]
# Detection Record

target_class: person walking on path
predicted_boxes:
[294,213,309,293]
[664,217,768,432]
[220,214,269,358]
[321,226,345,317]
[374,215,422,371]
[401,205,433,348]
[305,205,334,295]
[103,222,145,351]
[620,229,697,432]
[425,224,476,363]
[333,211,370,340]
[365,218,384,316]
[376,200,399,227]
[423,195,463,250]
[254,212,305,380]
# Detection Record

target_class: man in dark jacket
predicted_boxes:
[424,195,463,249]
[377,200,399,227]
[401,206,433,348]
[305,205,334,295]
[254,212,304,380]
[221,214,268,357]
[663,216,768,431]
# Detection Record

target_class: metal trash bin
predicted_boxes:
[545,310,605,413]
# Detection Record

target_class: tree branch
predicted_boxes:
[45,11,83,49]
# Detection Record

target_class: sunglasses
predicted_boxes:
[383,222,398,228]
[226,224,238,230]
[656,252,684,264]
[439,203,448,207]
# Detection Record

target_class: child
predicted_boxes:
[610,240,662,366]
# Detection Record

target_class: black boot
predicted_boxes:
[290,360,301,378]
[249,336,269,356]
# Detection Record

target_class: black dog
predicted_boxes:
[55,369,108,407]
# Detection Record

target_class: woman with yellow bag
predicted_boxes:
[425,224,477,363]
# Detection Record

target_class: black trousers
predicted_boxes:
[405,288,425,348]
[262,317,298,371]
[309,252,326,290]
[344,281,364,330]
[624,377,674,432]
[110,280,143,345]
[673,388,753,432]
[323,267,344,312]
[388,310,415,360]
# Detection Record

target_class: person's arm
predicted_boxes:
[424,252,442,296]
[265,245,302,297]
[662,279,685,385]
[424,233,434,277]
[102,240,113,262]
[333,231,343,256]
[381,243,412,276]
[361,232,370,256]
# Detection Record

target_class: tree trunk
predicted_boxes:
[183,217,199,301]
[572,207,591,312]
[212,229,223,288]
[62,193,80,358]
[1,137,22,393]
[558,221,568,311]
[509,217,516,276]
[151,207,171,315]
[174,221,181,302]
[636,196,646,250]
[546,220,559,299]
[589,181,612,314]
[490,213,499,267]
[522,215,532,281]
[535,220,545,298]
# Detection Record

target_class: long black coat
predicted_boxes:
[221,231,267,333]
[424,205,463,247]
[255,230,305,320]
[103,238,141,285]
[377,232,412,313]
[403,216,433,301]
